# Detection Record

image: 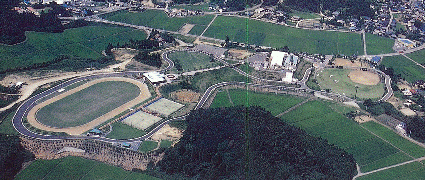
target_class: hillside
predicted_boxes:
[158,106,357,179]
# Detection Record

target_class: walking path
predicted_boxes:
[275,97,313,118]
[353,156,425,179]
[402,54,425,69]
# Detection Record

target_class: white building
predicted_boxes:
[143,71,166,84]
[270,51,288,68]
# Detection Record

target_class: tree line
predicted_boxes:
[151,106,357,179]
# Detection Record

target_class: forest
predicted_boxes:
[0,134,34,179]
[156,106,357,179]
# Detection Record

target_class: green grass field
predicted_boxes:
[289,10,321,19]
[407,49,425,65]
[203,16,364,55]
[357,162,425,180]
[210,89,306,116]
[168,51,220,71]
[14,156,160,180]
[0,26,146,72]
[365,33,395,55]
[138,140,158,152]
[382,55,425,83]
[211,90,425,174]
[36,81,140,128]
[101,9,214,32]
[188,25,208,35]
[315,68,385,100]
[190,67,249,92]
[172,3,212,12]
[160,140,174,148]
[106,122,146,139]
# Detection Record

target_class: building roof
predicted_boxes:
[143,71,166,83]
[371,56,381,63]
[89,129,102,134]
[270,51,288,67]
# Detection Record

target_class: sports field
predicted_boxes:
[203,16,364,55]
[122,111,162,130]
[0,26,146,71]
[382,55,425,83]
[106,122,146,140]
[36,80,140,128]
[365,33,395,55]
[14,156,159,180]
[146,98,184,116]
[315,69,385,100]
[289,10,321,19]
[211,90,425,174]
[168,51,221,71]
[101,9,214,33]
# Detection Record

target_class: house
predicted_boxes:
[370,56,381,65]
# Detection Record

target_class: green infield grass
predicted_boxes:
[102,9,214,32]
[0,26,146,72]
[203,16,364,55]
[382,55,425,83]
[106,122,146,139]
[168,51,220,71]
[36,81,140,128]
[315,68,385,100]
[138,140,158,152]
[15,156,159,180]
[365,33,395,55]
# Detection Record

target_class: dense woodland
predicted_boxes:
[155,106,357,179]
[0,134,34,180]
[134,51,162,68]
[0,0,70,45]
[406,117,425,142]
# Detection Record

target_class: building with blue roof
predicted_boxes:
[370,56,381,65]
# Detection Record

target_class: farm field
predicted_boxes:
[365,33,395,55]
[138,140,158,152]
[106,122,146,139]
[407,48,425,65]
[382,55,425,83]
[0,26,146,71]
[203,16,364,55]
[315,69,385,100]
[101,9,214,32]
[168,51,220,71]
[36,81,140,128]
[289,10,320,19]
[210,89,306,116]
[357,162,425,180]
[146,98,184,116]
[14,156,159,180]
[172,3,212,12]
[211,90,425,173]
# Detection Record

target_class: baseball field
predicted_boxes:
[29,77,151,135]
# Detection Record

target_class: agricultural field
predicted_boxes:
[172,3,212,12]
[168,51,221,71]
[146,98,184,116]
[101,9,214,32]
[203,16,364,55]
[138,140,158,152]
[210,89,306,116]
[211,90,425,174]
[315,68,385,100]
[106,122,146,140]
[407,48,425,65]
[289,10,321,19]
[122,111,162,130]
[382,55,425,83]
[36,81,140,128]
[365,33,395,55]
[357,162,425,180]
[14,156,159,180]
[0,26,146,72]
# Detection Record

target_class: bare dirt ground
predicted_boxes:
[149,124,183,141]
[354,115,374,123]
[125,60,158,71]
[171,89,200,103]
[109,48,138,71]
[334,58,367,67]
[141,0,155,7]
[228,49,252,59]
[387,96,403,109]
[348,70,380,85]
[179,23,195,35]
[400,108,416,116]
[27,77,151,135]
